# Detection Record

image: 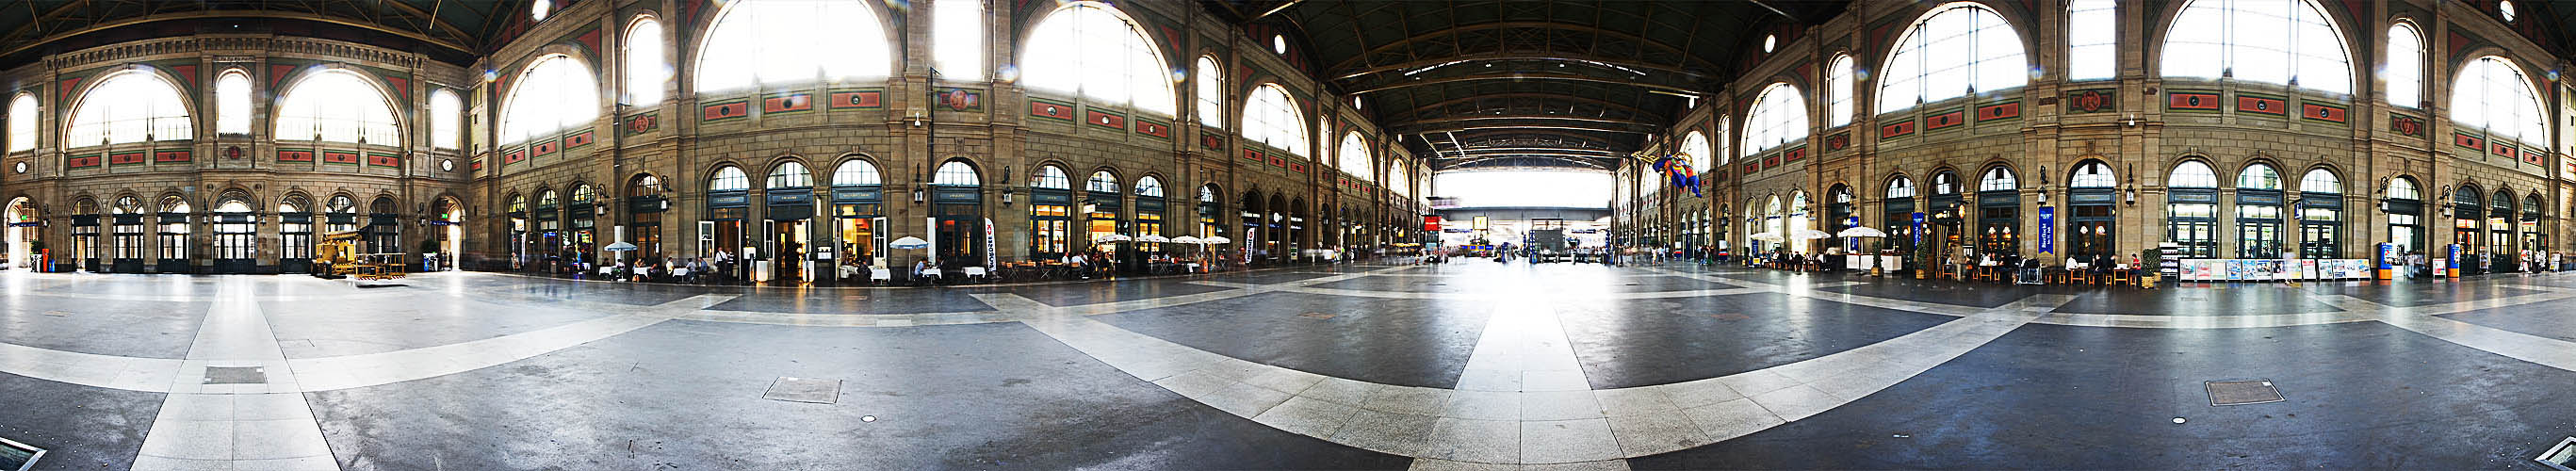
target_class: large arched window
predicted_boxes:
[1825,55,1854,126]
[1020,2,1179,115]
[1390,159,1411,197]
[65,70,192,146]
[2070,161,2115,187]
[8,93,35,152]
[2389,177,2421,200]
[430,89,461,150]
[708,166,750,191]
[626,17,668,105]
[834,159,881,186]
[499,55,600,145]
[276,69,400,145]
[1244,84,1309,156]
[1031,165,1070,189]
[1877,3,2029,112]
[933,0,984,79]
[2068,0,2116,81]
[1713,117,1732,165]
[1195,57,1225,128]
[1085,171,1120,193]
[2170,161,2219,187]
[2237,163,2282,190]
[767,161,812,188]
[1980,166,2018,191]
[215,70,252,135]
[1679,131,1713,171]
[693,0,891,93]
[1134,175,1165,197]
[1886,175,1916,198]
[1743,83,1808,154]
[933,160,981,186]
[1338,133,1372,181]
[2386,24,2424,108]
[2453,56,2548,143]
[2299,169,2341,194]
[2161,0,2354,95]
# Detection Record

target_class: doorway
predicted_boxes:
[770,219,808,282]
[4,198,34,270]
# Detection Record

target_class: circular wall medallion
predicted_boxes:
[12,161,25,173]
[440,159,455,171]
[224,146,243,159]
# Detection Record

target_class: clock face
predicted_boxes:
[440,159,455,171]
[11,161,24,173]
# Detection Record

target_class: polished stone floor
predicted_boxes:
[6,261,2576,469]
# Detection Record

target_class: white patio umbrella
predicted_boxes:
[1203,236,1232,244]
[1794,229,1834,240]
[1137,235,1171,243]
[1170,236,1204,244]
[889,236,931,250]
[1094,234,1133,243]
[1747,232,1785,242]
[1836,226,1886,237]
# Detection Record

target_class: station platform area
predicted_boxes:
[5,260,2575,469]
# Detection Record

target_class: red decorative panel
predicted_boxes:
[2300,103,2347,123]
[152,150,189,163]
[1924,109,1966,131]
[1030,100,1076,121]
[562,130,595,148]
[269,65,296,89]
[57,77,82,101]
[702,101,750,122]
[108,152,145,166]
[1135,120,1169,138]
[1244,149,1264,162]
[1288,162,1306,172]
[532,140,559,156]
[1763,154,1782,168]
[1268,155,1287,167]
[761,92,813,114]
[2235,95,2288,115]
[2389,114,2427,138]
[829,90,884,109]
[625,113,660,135]
[66,154,100,168]
[1976,102,2021,122]
[1084,110,1126,129]
[1743,162,1760,174]
[367,153,401,167]
[2524,148,2547,165]
[2167,91,2222,111]
[2454,133,2485,150]
[1825,132,1850,151]
[278,149,315,162]
[2493,142,2516,156]
[1880,121,1916,138]
[1783,146,1808,162]
[503,148,526,164]
[321,151,359,164]
[1202,135,1226,150]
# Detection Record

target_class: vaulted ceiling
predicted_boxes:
[0,0,534,68]
[1215,0,1851,171]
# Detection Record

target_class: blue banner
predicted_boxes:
[2036,206,2055,254]
[1845,216,1861,252]
[1910,212,1926,247]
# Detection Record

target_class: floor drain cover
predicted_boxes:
[763,377,842,404]
[2204,380,2284,406]
[2537,437,2576,471]
[204,366,268,384]
[0,435,44,471]
[1298,312,1338,320]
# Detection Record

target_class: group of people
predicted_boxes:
[591,250,740,284]
[2396,250,2564,278]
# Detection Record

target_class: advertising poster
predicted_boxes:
[983,219,997,269]
[2300,260,2318,280]
[2225,260,2246,280]
[2036,207,2055,254]
[1911,212,1926,246]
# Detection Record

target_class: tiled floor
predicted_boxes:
[6,261,2576,469]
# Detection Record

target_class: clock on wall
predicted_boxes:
[440,159,454,171]
[11,161,25,173]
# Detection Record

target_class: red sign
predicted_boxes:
[1423,216,1442,232]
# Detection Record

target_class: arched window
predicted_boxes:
[1877,3,2029,112]
[2170,161,2219,188]
[1135,176,1165,198]
[1825,55,1854,125]
[2389,177,2421,200]
[2068,0,2117,81]
[1020,2,1179,115]
[693,0,890,92]
[1932,171,1960,195]
[7,93,35,152]
[2070,161,2115,187]
[2161,0,2354,95]
[531,0,552,22]
[1980,166,2017,191]
[1085,171,1120,193]
[499,55,600,145]
[1200,185,1218,203]
[709,166,750,191]
[2237,163,2281,190]
[767,161,812,188]
[1713,117,1732,165]
[626,17,668,105]
[1195,57,1225,128]
[275,69,400,145]
[2387,24,2424,108]
[1245,84,1310,155]
[1743,83,1808,154]
[2299,169,2341,194]
[430,89,462,150]
[933,0,984,79]
[833,160,881,186]
[571,184,597,203]
[1679,131,1713,171]
[2453,56,2548,143]
[65,70,192,146]
[1032,165,1070,189]
[632,174,662,196]
[215,71,252,135]
[1886,175,1916,198]
[1390,159,1412,197]
[933,160,981,186]
[1336,133,1375,181]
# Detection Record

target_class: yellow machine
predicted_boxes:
[312,231,406,280]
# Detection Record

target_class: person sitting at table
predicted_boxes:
[2091,252,2115,279]
[2018,255,2043,284]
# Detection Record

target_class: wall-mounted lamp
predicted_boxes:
[2123,114,2141,127]
[1002,188,1016,206]
[2037,191,2050,206]
[2124,187,2138,205]
[912,186,927,203]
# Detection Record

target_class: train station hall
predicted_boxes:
[8,0,2576,469]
